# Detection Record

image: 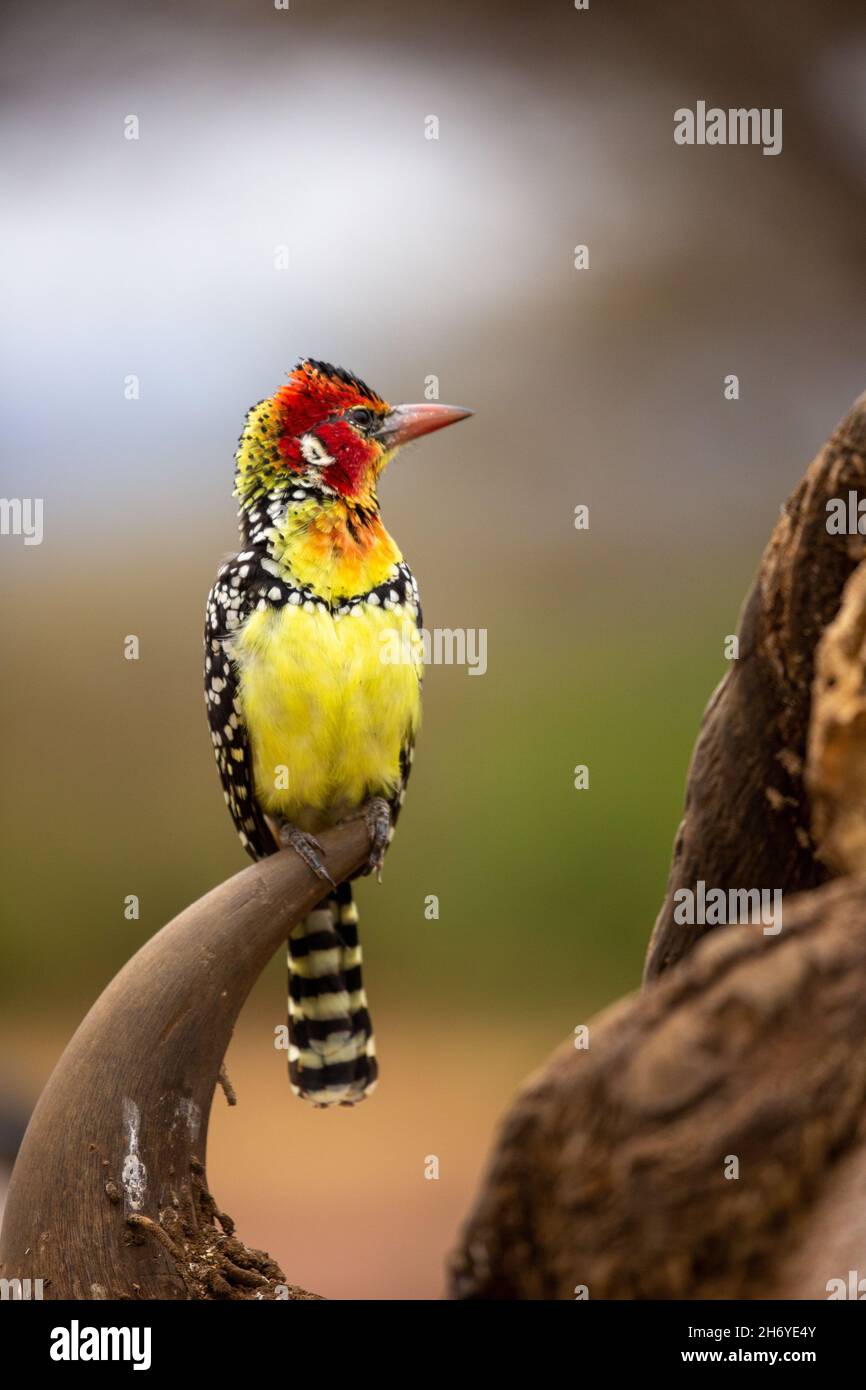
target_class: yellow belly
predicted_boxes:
[236,602,422,830]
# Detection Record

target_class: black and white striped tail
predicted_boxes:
[287,882,377,1107]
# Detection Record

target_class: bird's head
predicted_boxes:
[235,359,473,511]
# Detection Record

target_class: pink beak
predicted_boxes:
[379,402,474,448]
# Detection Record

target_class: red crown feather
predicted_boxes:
[273,359,387,440]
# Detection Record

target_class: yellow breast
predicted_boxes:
[236,601,422,830]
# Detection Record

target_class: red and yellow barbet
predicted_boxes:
[204,360,472,1105]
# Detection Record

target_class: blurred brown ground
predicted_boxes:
[0,1010,558,1300]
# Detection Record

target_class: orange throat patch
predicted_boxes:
[270,499,402,603]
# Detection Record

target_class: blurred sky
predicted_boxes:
[2,0,866,1298]
[3,0,866,562]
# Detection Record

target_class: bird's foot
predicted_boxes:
[278,823,336,888]
[362,796,391,882]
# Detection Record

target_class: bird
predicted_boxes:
[204,359,473,1106]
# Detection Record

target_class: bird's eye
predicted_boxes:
[349,408,375,431]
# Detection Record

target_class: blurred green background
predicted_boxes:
[2,550,744,1016]
[2,0,865,1298]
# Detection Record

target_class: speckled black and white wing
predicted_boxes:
[386,561,423,837]
[204,555,275,862]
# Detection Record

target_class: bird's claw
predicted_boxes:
[279,824,336,888]
[363,797,391,881]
